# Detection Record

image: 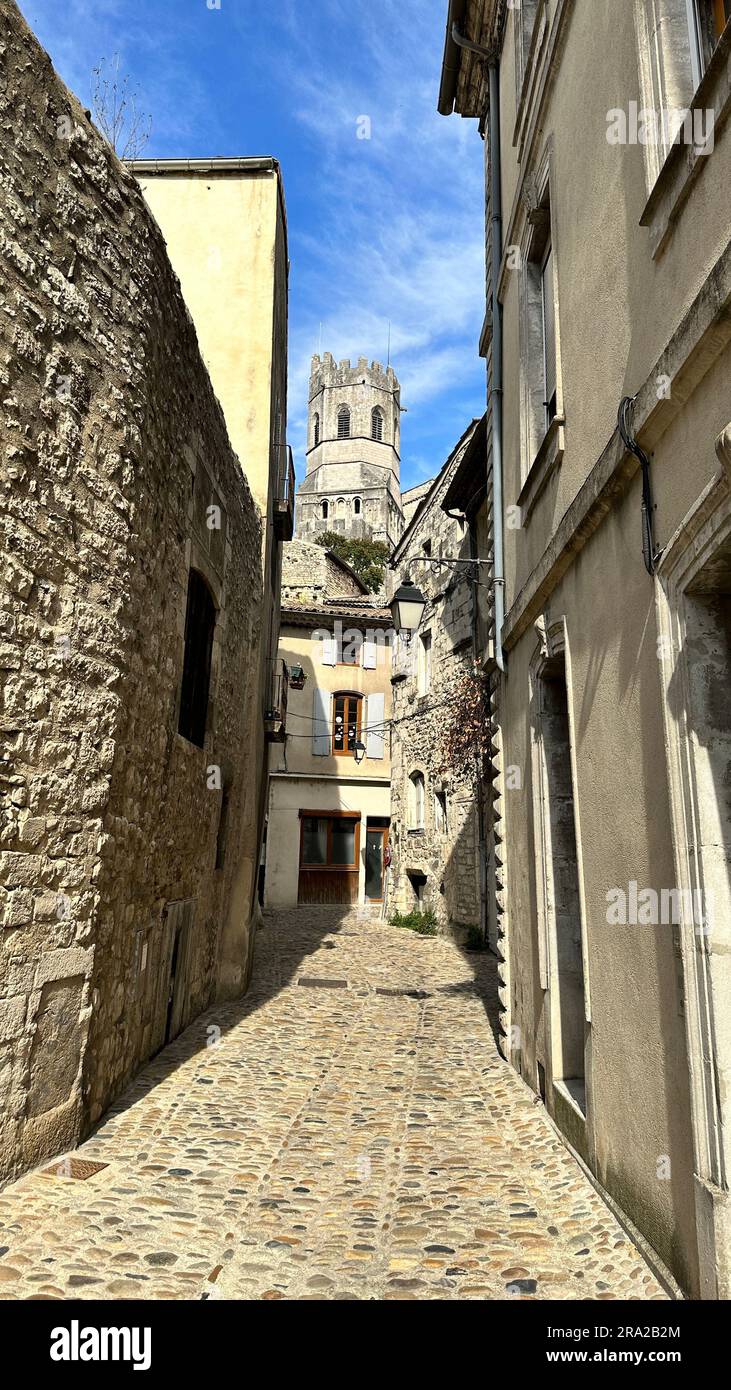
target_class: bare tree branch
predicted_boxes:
[91,54,152,160]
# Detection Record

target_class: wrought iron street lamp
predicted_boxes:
[390,578,428,633]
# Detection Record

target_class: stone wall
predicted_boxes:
[388,430,482,932]
[281,539,364,605]
[0,2,265,1183]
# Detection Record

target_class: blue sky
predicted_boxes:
[17,0,486,491]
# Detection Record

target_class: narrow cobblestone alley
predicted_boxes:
[0,911,668,1301]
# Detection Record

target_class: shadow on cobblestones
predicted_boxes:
[0,908,667,1301]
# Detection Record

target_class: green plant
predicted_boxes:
[315,531,390,594]
[389,908,438,937]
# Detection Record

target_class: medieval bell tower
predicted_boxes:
[295,353,404,548]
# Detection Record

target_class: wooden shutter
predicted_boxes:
[321,632,336,665]
[365,692,385,760]
[363,634,377,669]
[312,687,331,755]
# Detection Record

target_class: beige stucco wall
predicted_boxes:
[131,161,289,1000]
[270,618,393,780]
[265,777,391,908]
[134,166,285,517]
[446,0,731,1296]
[264,614,392,907]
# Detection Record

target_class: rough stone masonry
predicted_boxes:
[0,2,264,1185]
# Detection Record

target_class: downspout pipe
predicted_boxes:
[450,23,505,672]
[488,56,505,673]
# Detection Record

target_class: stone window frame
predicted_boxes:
[337,405,351,440]
[513,0,542,113]
[371,406,384,441]
[635,1,731,257]
[313,412,320,448]
[516,144,566,514]
[655,423,731,1299]
[528,617,592,1116]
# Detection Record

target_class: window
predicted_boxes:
[332,692,362,755]
[418,631,432,696]
[337,406,351,439]
[336,496,346,516]
[300,814,359,868]
[301,816,327,865]
[692,0,731,79]
[434,790,447,835]
[532,642,586,1111]
[371,406,384,441]
[409,771,425,829]
[321,499,329,520]
[521,183,559,472]
[541,240,557,432]
[313,412,320,447]
[178,569,216,748]
[339,629,362,665]
[353,497,361,515]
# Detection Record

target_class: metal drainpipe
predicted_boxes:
[487,57,505,673]
[451,23,505,671]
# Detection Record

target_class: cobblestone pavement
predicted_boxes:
[0,909,668,1301]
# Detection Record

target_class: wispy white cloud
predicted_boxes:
[18,0,487,490]
[262,1,486,485]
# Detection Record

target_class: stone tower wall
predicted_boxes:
[295,352,404,547]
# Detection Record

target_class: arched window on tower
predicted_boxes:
[371,406,384,441]
[322,499,329,520]
[353,498,361,515]
[337,406,351,439]
[336,497,346,517]
[313,412,320,447]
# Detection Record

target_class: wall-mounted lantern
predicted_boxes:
[288,663,307,690]
[390,577,427,634]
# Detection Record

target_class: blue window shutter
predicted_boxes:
[312,688,331,755]
[365,692,385,760]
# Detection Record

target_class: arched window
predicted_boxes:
[394,413,399,441]
[409,771,425,829]
[321,499,329,519]
[332,692,363,756]
[178,569,216,748]
[337,406,351,439]
[371,406,384,441]
[336,496,346,516]
[353,497,362,515]
[313,412,320,447]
